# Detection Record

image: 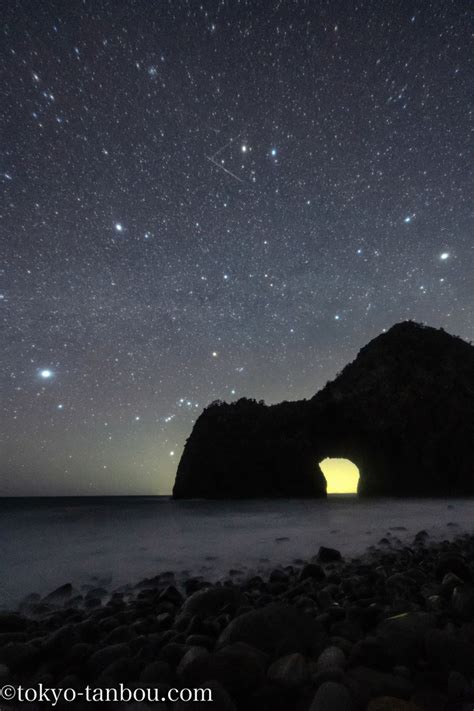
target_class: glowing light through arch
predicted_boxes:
[320,457,360,494]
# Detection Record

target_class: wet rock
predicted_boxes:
[158,585,183,606]
[0,631,28,645]
[269,568,288,584]
[0,641,39,671]
[447,670,468,700]
[184,577,211,595]
[367,699,421,711]
[139,660,171,683]
[299,563,326,582]
[413,530,429,545]
[309,681,354,710]
[435,554,471,582]
[156,611,174,630]
[424,628,474,677]
[440,572,463,597]
[315,645,346,674]
[346,666,414,704]
[159,642,189,666]
[85,586,108,601]
[451,583,474,620]
[217,603,325,656]
[178,643,265,694]
[135,574,162,590]
[44,583,74,603]
[376,612,435,664]
[98,656,139,684]
[42,623,81,654]
[348,636,393,674]
[0,613,29,633]
[176,647,209,684]
[186,633,215,650]
[0,663,10,682]
[67,642,94,664]
[206,643,266,694]
[317,547,342,563]
[267,652,311,688]
[385,573,417,598]
[330,619,363,642]
[182,585,243,616]
[87,643,131,674]
[103,624,136,645]
[84,596,102,609]
[409,690,448,711]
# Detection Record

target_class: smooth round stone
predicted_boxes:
[309,681,354,711]
[367,698,421,711]
[316,645,346,672]
[0,663,10,682]
[267,652,310,688]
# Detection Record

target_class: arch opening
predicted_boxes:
[319,457,360,495]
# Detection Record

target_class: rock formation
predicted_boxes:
[172,322,474,498]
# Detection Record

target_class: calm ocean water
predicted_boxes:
[1,496,473,610]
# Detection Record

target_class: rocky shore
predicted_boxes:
[1,531,474,710]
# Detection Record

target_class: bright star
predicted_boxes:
[115,223,124,232]
[271,148,277,156]
[40,369,53,379]
[404,216,413,223]
[241,145,247,153]
[440,252,450,260]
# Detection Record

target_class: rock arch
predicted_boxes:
[173,323,474,499]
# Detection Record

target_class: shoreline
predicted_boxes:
[1,531,474,709]
[2,497,473,612]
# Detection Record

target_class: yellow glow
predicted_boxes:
[320,457,360,494]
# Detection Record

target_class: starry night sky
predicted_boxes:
[1,0,472,495]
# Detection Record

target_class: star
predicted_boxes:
[39,369,53,379]
[114,223,124,232]
[440,252,450,261]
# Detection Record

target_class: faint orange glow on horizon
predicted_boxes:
[320,457,360,494]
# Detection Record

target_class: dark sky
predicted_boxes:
[1,0,472,495]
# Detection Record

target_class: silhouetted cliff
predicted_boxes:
[173,322,474,498]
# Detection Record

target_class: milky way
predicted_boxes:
[1,0,472,494]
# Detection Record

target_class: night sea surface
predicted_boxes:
[1,496,473,610]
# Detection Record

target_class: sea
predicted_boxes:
[1,495,473,611]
